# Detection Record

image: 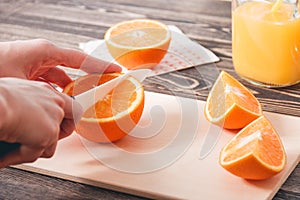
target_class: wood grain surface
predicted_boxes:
[0,0,299,199]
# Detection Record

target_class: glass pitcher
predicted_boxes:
[232,0,300,87]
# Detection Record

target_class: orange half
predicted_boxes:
[105,19,171,69]
[63,73,145,143]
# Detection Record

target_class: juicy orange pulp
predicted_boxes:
[220,116,286,180]
[105,19,171,69]
[205,71,262,129]
[63,73,145,143]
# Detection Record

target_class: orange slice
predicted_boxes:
[204,71,262,129]
[220,115,286,180]
[104,19,171,69]
[63,73,145,143]
[271,0,283,12]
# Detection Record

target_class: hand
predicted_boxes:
[0,39,122,168]
[0,39,122,88]
[0,78,81,167]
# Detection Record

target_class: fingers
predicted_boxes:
[0,92,77,168]
[58,93,83,139]
[57,47,122,74]
[59,118,76,139]
[40,67,72,88]
[0,142,56,168]
[41,141,57,158]
[27,39,122,87]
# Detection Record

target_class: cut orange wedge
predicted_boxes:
[63,73,145,143]
[104,19,171,69]
[204,71,262,129]
[220,115,286,180]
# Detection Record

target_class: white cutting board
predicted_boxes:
[15,91,300,200]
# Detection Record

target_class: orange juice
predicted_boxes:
[232,1,300,87]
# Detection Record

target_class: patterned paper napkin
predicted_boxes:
[79,25,219,76]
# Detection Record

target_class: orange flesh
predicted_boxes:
[110,21,163,36]
[222,73,260,114]
[65,74,137,119]
[223,117,284,167]
[108,20,168,48]
[208,72,261,119]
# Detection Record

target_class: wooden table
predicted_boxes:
[0,0,299,199]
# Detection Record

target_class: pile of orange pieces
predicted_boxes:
[204,71,286,180]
